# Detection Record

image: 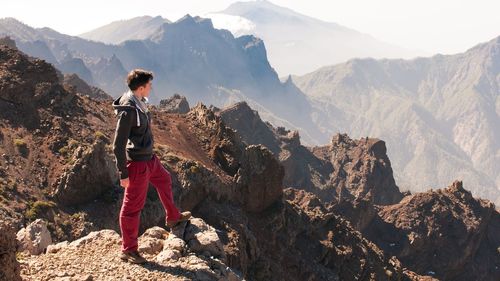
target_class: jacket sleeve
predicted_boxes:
[112,110,134,179]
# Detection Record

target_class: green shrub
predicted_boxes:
[13,138,28,156]
[13,138,26,148]
[25,200,56,220]
[59,138,79,158]
[190,165,199,174]
[94,131,107,140]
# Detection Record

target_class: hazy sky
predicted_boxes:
[1,0,499,55]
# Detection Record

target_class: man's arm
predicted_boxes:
[112,110,134,179]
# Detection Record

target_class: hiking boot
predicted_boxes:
[166,211,192,228]
[120,250,147,264]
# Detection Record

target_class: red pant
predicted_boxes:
[120,154,181,252]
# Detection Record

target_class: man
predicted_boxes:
[112,69,191,264]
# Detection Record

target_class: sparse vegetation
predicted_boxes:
[0,177,18,199]
[94,131,107,141]
[13,138,26,147]
[190,165,199,174]
[59,138,80,161]
[25,200,56,221]
[13,138,29,157]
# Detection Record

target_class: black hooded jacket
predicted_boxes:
[112,91,153,179]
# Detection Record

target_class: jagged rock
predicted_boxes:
[188,103,244,176]
[368,180,500,281]
[239,187,427,280]
[63,73,111,100]
[16,219,52,255]
[159,94,190,113]
[185,218,225,260]
[312,133,404,205]
[219,101,281,155]
[220,102,402,207]
[0,220,21,281]
[54,138,117,205]
[235,145,284,212]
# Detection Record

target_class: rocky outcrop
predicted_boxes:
[184,218,226,260]
[20,219,242,281]
[0,220,21,281]
[159,94,190,114]
[16,219,52,255]
[235,145,284,212]
[364,181,500,281]
[219,101,281,155]
[53,138,117,205]
[220,101,403,206]
[194,188,433,281]
[312,133,404,205]
[63,73,112,100]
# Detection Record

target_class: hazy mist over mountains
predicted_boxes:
[0,0,498,205]
[207,0,424,76]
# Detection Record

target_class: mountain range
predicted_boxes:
[292,35,500,204]
[0,1,498,205]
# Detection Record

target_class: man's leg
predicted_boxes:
[120,161,149,253]
[148,154,182,224]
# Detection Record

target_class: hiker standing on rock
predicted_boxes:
[112,69,191,264]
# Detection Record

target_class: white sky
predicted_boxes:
[1,0,499,55]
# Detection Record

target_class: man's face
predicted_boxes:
[137,81,152,97]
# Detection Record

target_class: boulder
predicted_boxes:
[16,219,52,255]
[184,218,225,260]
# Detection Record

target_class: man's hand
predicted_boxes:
[120,177,130,188]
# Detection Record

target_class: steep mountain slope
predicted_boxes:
[293,36,500,205]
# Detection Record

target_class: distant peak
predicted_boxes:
[1,17,22,23]
[0,17,29,27]
[172,15,214,29]
[176,14,195,23]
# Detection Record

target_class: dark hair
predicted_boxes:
[127,69,154,91]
